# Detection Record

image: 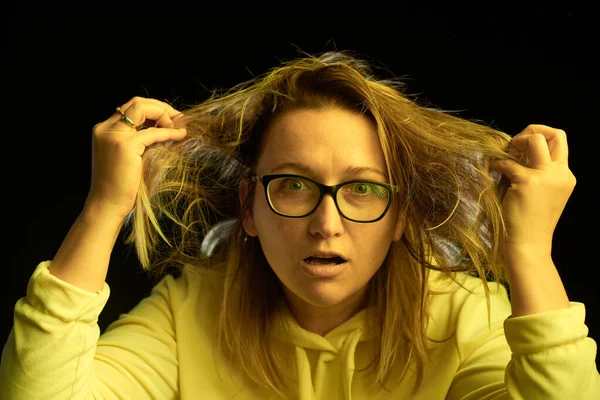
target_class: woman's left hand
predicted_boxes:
[490,124,576,257]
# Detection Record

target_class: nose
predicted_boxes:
[309,193,345,238]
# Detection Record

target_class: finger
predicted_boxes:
[513,124,569,162]
[155,109,178,128]
[136,126,188,148]
[116,101,179,129]
[510,133,552,170]
[489,158,527,181]
[120,96,182,118]
[137,109,177,130]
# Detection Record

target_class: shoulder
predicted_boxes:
[427,270,512,342]
[148,263,225,318]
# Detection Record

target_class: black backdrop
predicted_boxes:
[3,3,597,369]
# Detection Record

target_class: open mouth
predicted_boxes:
[304,256,347,265]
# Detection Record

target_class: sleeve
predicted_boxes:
[0,261,180,400]
[503,302,599,399]
[446,281,599,400]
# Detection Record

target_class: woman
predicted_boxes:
[1,51,597,399]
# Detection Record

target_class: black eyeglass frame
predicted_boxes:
[249,174,399,223]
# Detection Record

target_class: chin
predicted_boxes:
[303,293,348,308]
[293,282,358,308]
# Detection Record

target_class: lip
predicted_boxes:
[301,259,348,278]
[304,251,348,261]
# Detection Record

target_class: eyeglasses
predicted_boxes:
[249,174,399,223]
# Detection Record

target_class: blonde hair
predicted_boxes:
[124,50,514,396]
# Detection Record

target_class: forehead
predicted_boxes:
[257,108,387,179]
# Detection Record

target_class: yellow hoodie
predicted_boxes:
[0,261,598,399]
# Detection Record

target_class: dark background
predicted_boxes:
[3,2,597,370]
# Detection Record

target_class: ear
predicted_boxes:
[239,179,258,237]
[392,212,406,242]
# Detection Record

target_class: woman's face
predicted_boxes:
[240,107,405,311]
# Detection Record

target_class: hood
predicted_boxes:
[271,304,373,400]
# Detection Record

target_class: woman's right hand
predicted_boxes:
[84,97,187,220]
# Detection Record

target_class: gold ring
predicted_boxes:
[116,107,137,128]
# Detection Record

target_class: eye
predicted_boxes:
[342,182,388,198]
[354,183,369,194]
[282,178,308,190]
[346,182,375,195]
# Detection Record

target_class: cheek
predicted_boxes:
[358,224,396,262]
[253,202,296,240]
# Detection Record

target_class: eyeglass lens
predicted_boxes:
[266,176,390,221]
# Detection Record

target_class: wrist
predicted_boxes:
[502,246,570,317]
[82,198,132,226]
[501,242,552,267]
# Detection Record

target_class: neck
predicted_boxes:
[283,287,367,336]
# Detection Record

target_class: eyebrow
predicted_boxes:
[268,162,388,179]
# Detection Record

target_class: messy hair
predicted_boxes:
[124,50,513,396]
